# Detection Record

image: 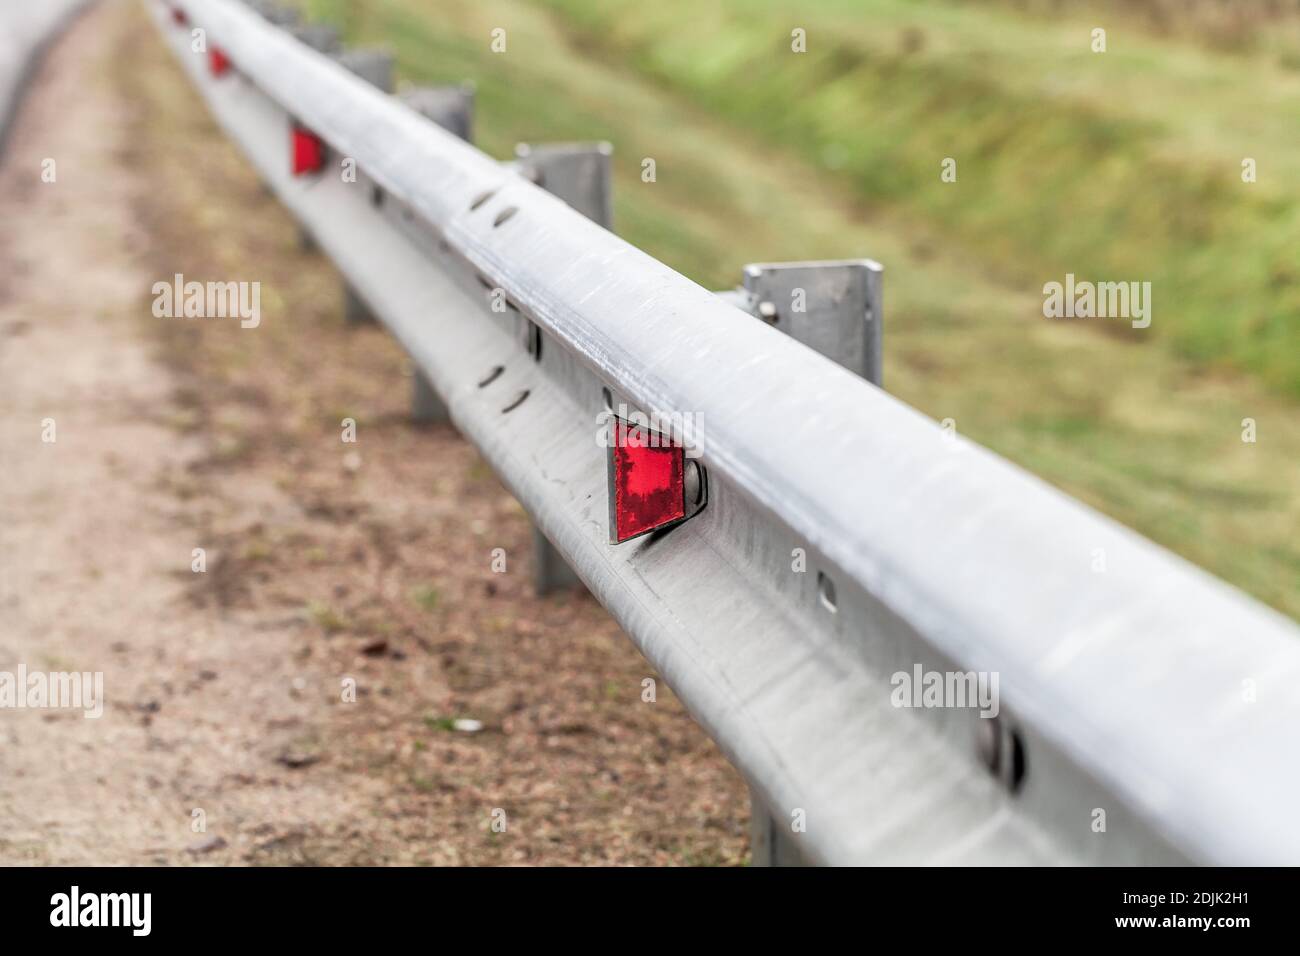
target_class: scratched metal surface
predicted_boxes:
[157,0,1300,865]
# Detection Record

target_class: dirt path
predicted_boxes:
[0,0,746,865]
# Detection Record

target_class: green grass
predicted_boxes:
[410,585,440,612]
[537,0,1300,395]
[298,0,1300,619]
[307,600,350,633]
[975,0,1300,54]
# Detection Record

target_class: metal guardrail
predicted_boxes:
[154,0,1300,865]
[0,0,90,150]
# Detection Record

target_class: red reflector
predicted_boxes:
[209,47,231,77]
[608,417,686,543]
[291,124,326,176]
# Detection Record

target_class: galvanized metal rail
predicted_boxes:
[154,0,1300,865]
[0,0,91,150]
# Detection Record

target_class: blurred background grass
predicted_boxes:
[297,0,1298,618]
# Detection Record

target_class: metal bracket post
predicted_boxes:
[513,142,613,596]
[400,84,475,143]
[732,259,883,384]
[288,22,341,54]
[749,789,807,867]
[334,47,395,96]
[244,0,299,27]
[398,85,475,424]
[287,23,341,248]
[334,48,396,326]
[725,259,882,866]
[512,142,613,228]
[245,6,302,193]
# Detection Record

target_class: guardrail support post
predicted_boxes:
[512,141,613,596]
[289,22,341,55]
[287,24,341,250]
[397,85,476,425]
[725,260,882,866]
[408,370,446,424]
[244,4,303,196]
[333,48,397,327]
[399,84,475,143]
[512,142,614,228]
[731,260,883,384]
[244,0,300,27]
[335,47,396,96]
[749,789,806,867]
